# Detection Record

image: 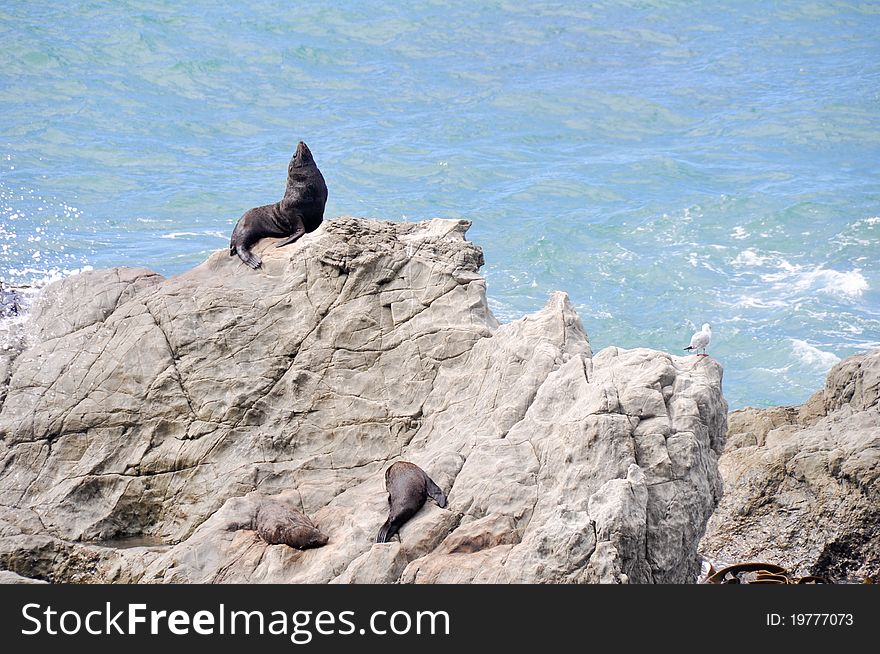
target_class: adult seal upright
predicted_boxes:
[229,140,328,269]
[376,461,447,543]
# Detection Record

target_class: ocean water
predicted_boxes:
[1,1,878,410]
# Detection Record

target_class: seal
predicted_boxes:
[255,502,329,550]
[376,461,447,543]
[229,140,328,269]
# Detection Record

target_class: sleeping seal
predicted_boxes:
[255,502,329,550]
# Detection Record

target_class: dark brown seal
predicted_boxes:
[229,140,328,269]
[255,502,329,549]
[376,461,447,543]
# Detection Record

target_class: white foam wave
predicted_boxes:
[755,366,792,374]
[3,265,93,288]
[1,282,41,350]
[732,249,775,268]
[161,232,202,239]
[161,230,227,240]
[731,296,788,309]
[731,247,869,301]
[765,267,869,300]
[789,339,840,370]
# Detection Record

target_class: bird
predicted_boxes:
[684,323,711,357]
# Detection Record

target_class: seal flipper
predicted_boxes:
[376,519,396,544]
[230,223,260,267]
[274,208,306,248]
[425,475,447,508]
[275,225,305,248]
[238,248,262,269]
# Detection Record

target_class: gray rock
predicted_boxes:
[0,570,48,584]
[29,267,163,342]
[700,350,880,580]
[0,218,727,583]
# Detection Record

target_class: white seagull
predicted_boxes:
[683,323,711,357]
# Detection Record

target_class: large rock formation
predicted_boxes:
[700,350,879,581]
[0,218,727,583]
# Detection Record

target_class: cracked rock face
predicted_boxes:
[700,350,880,581]
[0,217,726,583]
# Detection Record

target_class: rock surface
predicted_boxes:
[0,218,727,583]
[700,350,880,580]
[0,569,47,584]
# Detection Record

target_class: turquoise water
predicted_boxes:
[1,1,879,409]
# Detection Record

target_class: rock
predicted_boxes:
[813,349,880,416]
[0,570,48,584]
[28,268,163,342]
[724,406,799,451]
[0,217,728,583]
[700,350,880,580]
[331,542,409,584]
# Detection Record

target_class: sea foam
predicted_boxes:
[765,267,869,300]
[789,339,840,370]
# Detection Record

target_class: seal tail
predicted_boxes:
[425,476,447,509]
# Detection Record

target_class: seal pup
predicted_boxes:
[376,461,447,543]
[229,140,328,269]
[683,323,711,357]
[255,502,329,550]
